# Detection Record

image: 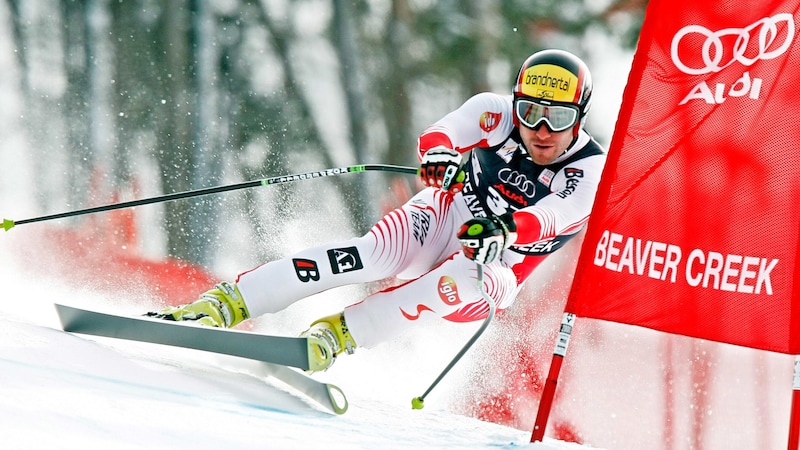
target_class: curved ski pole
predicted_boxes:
[412,263,496,410]
[3,164,419,232]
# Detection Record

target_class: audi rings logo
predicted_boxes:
[671,13,795,75]
[498,168,535,197]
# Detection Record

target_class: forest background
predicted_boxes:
[1,0,644,268]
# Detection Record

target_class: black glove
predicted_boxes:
[457,213,517,265]
[419,146,465,193]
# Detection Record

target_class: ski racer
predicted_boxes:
[150,49,607,372]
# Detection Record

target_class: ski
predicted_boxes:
[54,303,348,414]
[257,361,348,415]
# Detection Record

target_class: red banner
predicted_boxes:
[567,1,800,354]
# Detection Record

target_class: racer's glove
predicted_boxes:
[457,213,517,265]
[419,146,465,194]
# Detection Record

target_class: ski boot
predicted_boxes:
[147,281,250,328]
[301,312,357,372]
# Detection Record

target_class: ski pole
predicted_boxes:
[2,164,419,232]
[411,263,496,410]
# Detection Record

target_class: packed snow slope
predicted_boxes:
[3,222,795,450]
[0,232,600,450]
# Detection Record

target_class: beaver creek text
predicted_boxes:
[593,230,778,295]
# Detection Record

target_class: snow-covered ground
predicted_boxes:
[0,251,594,450]
[2,223,794,450]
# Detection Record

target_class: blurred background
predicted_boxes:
[0,0,643,269]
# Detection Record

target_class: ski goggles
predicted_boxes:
[515,98,580,132]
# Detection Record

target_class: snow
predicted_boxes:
[0,265,594,449]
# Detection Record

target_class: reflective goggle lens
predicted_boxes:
[515,99,579,132]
